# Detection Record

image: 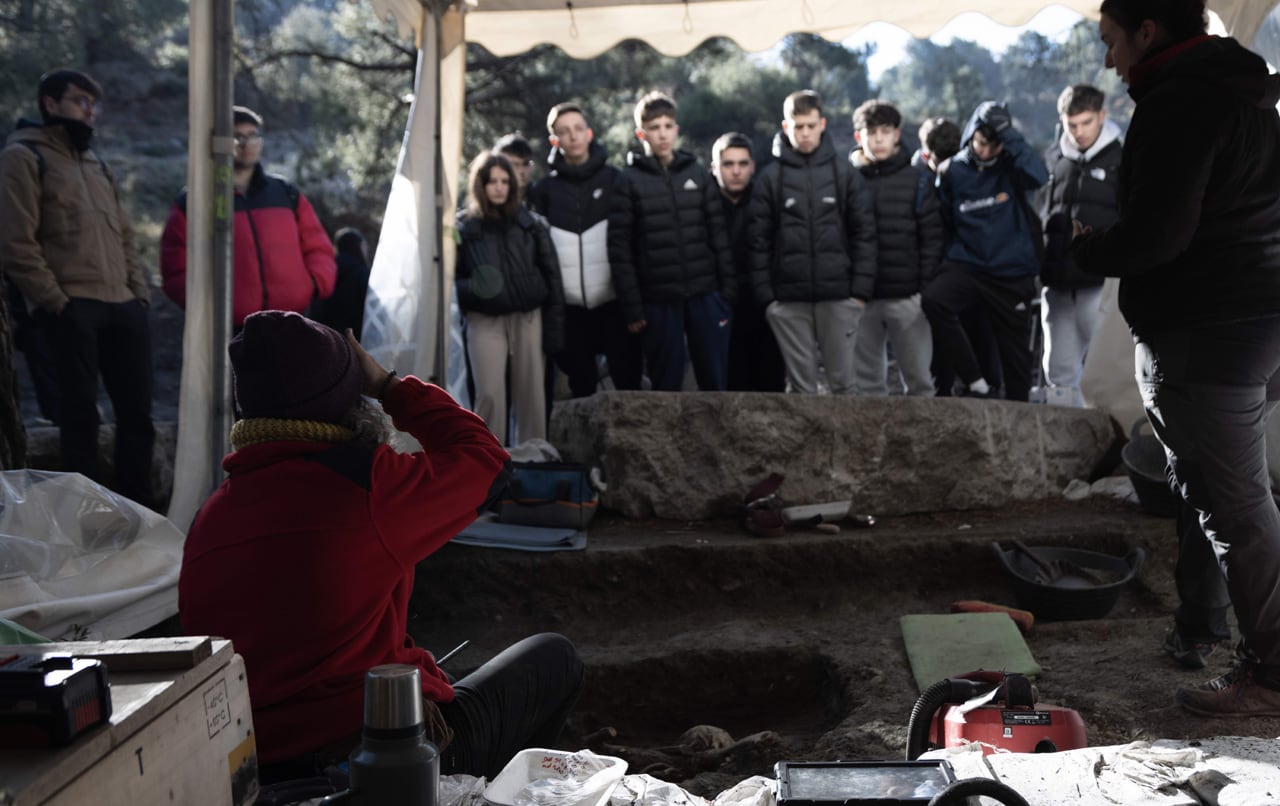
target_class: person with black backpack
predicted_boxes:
[0,68,151,499]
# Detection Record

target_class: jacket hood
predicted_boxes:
[1132,35,1280,108]
[771,130,837,168]
[547,140,609,180]
[6,120,70,152]
[626,147,697,174]
[850,144,912,175]
[1058,118,1123,161]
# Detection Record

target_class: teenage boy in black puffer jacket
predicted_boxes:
[747,90,878,395]
[1038,84,1121,408]
[850,100,944,396]
[608,92,736,391]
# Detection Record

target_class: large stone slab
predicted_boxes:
[26,421,178,510]
[549,392,1120,520]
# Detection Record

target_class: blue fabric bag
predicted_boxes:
[496,462,598,529]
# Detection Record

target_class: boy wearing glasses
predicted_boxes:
[0,68,154,503]
[160,105,336,329]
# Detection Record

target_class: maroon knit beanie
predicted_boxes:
[229,311,363,422]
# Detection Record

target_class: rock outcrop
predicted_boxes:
[549,392,1120,520]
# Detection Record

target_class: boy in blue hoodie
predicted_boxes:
[922,101,1048,402]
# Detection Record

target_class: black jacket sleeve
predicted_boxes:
[606,171,645,324]
[746,167,778,308]
[532,217,566,354]
[702,171,736,303]
[845,167,878,301]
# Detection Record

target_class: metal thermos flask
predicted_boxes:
[319,664,440,805]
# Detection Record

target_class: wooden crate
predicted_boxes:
[0,637,258,806]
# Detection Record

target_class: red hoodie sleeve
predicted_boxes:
[295,193,337,300]
[159,200,188,310]
[368,376,509,569]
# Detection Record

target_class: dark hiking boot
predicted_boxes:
[1177,664,1280,717]
[1163,627,1227,670]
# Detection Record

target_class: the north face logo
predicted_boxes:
[683,178,699,191]
[592,188,604,199]
[784,197,797,209]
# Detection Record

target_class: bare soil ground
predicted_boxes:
[19,297,1273,799]
[407,495,1279,798]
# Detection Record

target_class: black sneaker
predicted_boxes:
[1177,663,1280,717]
[1163,627,1225,669]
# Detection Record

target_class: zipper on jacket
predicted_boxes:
[242,194,270,312]
[665,165,689,296]
[807,162,817,291]
[576,192,586,308]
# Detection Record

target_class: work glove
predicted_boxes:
[977,102,1013,136]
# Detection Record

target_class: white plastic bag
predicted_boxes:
[0,470,184,640]
[485,749,627,806]
[440,773,488,806]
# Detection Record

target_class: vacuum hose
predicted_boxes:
[928,777,1031,806]
[905,678,996,760]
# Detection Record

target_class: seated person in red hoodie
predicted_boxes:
[178,310,582,779]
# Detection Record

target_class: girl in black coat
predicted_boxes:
[456,152,564,446]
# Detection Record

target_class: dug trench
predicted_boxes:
[407,495,1280,798]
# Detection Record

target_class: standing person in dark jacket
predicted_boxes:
[713,132,784,392]
[0,68,151,498]
[923,101,1048,401]
[1039,84,1122,407]
[528,102,642,397]
[308,228,371,337]
[457,152,565,446]
[608,92,736,392]
[161,106,336,329]
[850,100,943,396]
[748,90,878,395]
[1072,0,1280,717]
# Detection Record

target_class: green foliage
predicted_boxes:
[0,3,1133,263]
[875,20,1132,154]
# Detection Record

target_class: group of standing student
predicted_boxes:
[454,81,1126,449]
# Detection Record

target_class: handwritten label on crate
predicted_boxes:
[204,678,231,738]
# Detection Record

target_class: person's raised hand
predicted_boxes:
[345,328,393,398]
[980,102,1013,135]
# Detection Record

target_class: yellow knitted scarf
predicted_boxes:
[230,418,355,450]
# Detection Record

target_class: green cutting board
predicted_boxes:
[900,612,1042,692]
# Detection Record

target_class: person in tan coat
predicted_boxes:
[0,68,153,504]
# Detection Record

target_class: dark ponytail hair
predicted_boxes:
[1099,0,1208,41]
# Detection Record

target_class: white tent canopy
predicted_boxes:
[170,0,1280,529]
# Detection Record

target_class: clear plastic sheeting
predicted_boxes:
[0,470,184,641]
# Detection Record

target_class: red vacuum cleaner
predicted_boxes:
[906,671,1087,760]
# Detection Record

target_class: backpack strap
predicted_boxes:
[13,141,46,180]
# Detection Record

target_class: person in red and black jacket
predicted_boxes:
[159,106,336,327]
[179,310,582,781]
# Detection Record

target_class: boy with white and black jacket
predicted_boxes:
[850,100,944,396]
[747,90,878,395]
[608,92,735,391]
[1038,84,1122,407]
[922,100,1048,402]
[528,102,642,397]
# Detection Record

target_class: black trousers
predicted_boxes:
[1139,316,1280,678]
[554,301,642,398]
[439,632,584,779]
[727,297,785,392]
[52,298,154,506]
[921,263,1035,401]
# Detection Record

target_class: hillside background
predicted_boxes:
[0,0,1130,286]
